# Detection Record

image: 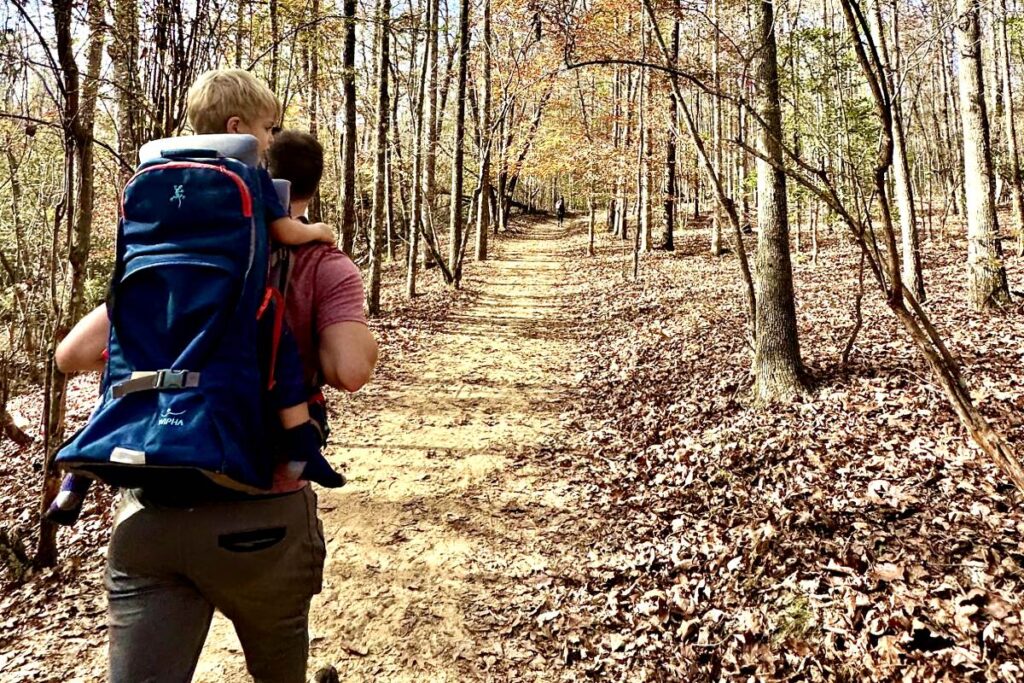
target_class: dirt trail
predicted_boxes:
[193,219,582,681]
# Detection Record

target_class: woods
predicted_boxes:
[2,0,1024,679]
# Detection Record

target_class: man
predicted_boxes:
[55,130,377,682]
[555,195,566,227]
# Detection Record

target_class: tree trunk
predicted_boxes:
[710,0,725,256]
[307,0,322,222]
[938,23,964,216]
[998,0,1024,255]
[422,0,441,268]
[475,0,492,262]
[37,0,105,568]
[619,68,635,241]
[407,0,431,298]
[956,0,1012,309]
[367,0,390,316]
[873,0,925,301]
[635,57,646,273]
[588,197,596,255]
[340,0,358,256]
[448,0,471,286]
[113,0,140,183]
[738,95,750,225]
[234,0,246,67]
[269,0,279,93]
[752,0,806,402]
[641,34,654,254]
[663,9,679,251]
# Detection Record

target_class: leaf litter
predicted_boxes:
[477,222,1024,682]
[2,219,1024,682]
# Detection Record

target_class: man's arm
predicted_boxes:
[55,304,109,374]
[318,322,378,392]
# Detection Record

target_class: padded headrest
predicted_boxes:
[272,179,291,212]
[139,134,261,167]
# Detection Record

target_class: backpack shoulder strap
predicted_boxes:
[268,245,294,298]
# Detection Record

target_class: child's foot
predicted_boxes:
[280,421,345,487]
[285,457,345,488]
[45,475,91,526]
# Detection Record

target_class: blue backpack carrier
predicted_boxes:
[56,135,296,493]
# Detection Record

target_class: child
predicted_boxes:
[47,70,341,524]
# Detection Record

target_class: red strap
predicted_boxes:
[258,286,286,391]
[256,288,274,319]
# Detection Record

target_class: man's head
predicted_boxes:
[186,69,280,154]
[267,130,324,203]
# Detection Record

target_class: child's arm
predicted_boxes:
[270,216,335,245]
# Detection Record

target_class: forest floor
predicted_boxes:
[3,214,1024,682]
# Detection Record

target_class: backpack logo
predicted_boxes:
[170,185,186,208]
[158,407,186,427]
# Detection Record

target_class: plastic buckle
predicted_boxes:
[157,369,187,390]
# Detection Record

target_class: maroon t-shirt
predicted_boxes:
[270,242,366,493]
[284,243,368,388]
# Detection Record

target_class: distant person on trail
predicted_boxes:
[556,195,566,227]
[54,72,378,683]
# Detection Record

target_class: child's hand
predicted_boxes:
[312,223,336,244]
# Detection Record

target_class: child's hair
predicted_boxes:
[186,69,280,134]
[267,130,324,201]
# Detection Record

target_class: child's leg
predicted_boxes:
[277,404,344,487]
[278,404,309,429]
[45,473,92,525]
[271,321,344,487]
[278,404,313,480]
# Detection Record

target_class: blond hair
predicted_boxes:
[186,69,280,134]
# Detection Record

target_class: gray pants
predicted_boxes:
[105,486,326,683]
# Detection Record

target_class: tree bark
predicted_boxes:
[37,0,105,568]
[998,0,1024,255]
[448,0,471,286]
[635,50,647,273]
[640,33,654,254]
[663,10,679,251]
[938,23,964,216]
[407,0,431,298]
[710,0,725,256]
[340,0,358,256]
[752,0,806,402]
[113,0,140,183]
[234,0,246,68]
[268,0,280,94]
[367,0,390,316]
[955,0,1012,309]
[873,0,925,301]
[475,0,492,261]
[423,0,441,268]
[307,0,322,222]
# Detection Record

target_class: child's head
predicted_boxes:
[267,130,324,202]
[186,69,280,154]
